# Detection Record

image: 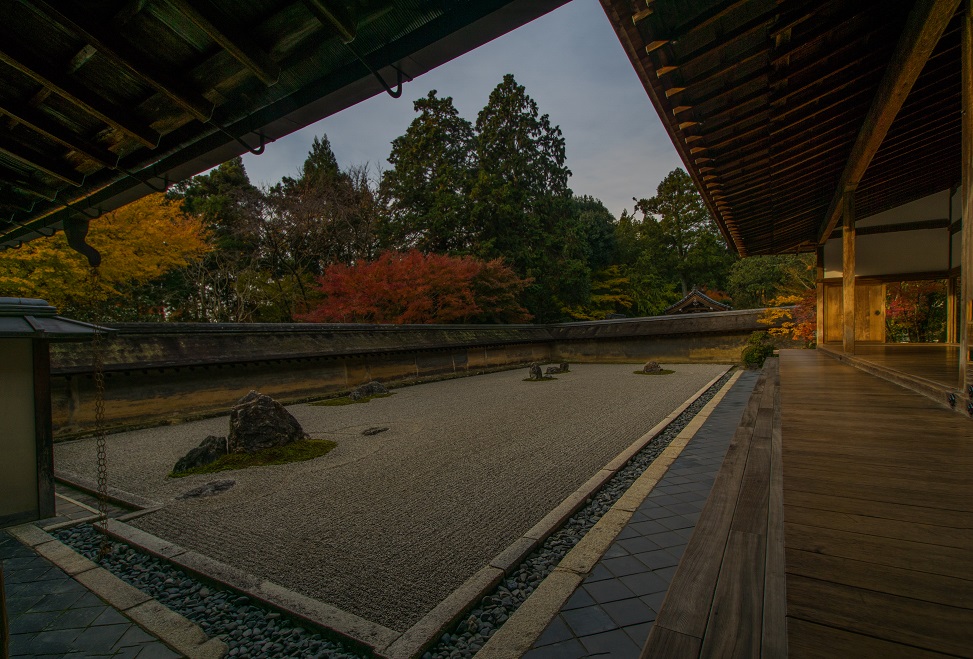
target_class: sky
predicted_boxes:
[240,0,683,220]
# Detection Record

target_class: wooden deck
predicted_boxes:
[781,349,973,657]
[641,350,973,657]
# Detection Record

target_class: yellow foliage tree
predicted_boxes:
[0,194,210,316]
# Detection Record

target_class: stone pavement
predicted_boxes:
[524,370,760,658]
[1,530,179,659]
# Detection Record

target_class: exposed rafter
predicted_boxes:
[0,135,84,187]
[166,0,281,86]
[0,104,116,168]
[0,43,159,148]
[817,0,961,243]
[28,1,213,122]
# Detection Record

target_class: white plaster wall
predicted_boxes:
[825,230,948,277]
[856,189,950,227]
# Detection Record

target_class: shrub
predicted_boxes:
[742,331,775,368]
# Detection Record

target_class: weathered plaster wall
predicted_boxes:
[50,310,770,436]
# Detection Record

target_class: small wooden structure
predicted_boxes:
[663,288,732,315]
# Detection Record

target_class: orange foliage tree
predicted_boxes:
[759,289,816,347]
[298,249,532,324]
[0,193,210,318]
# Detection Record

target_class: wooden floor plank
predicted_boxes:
[786,618,956,659]
[784,522,973,580]
[786,575,973,656]
[641,625,702,658]
[699,531,764,658]
[786,548,973,609]
[783,490,973,529]
[784,504,972,549]
[762,374,787,659]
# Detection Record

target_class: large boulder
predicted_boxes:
[643,361,663,374]
[172,435,227,474]
[349,381,389,401]
[528,362,543,380]
[227,391,307,454]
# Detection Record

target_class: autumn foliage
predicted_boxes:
[759,289,817,347]
[0,194,210,317]
[298,250,532,324]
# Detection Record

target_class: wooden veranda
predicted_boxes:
[643,350,973,657]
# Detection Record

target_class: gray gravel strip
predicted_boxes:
[55,364,726,633]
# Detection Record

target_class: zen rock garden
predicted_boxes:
[527,362,570,381]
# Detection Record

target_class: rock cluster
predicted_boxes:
[172,391,307,474]
[349,381,389,401]
[177,479,236,500]
[527,363,544,380]
[544,362,571,375]
[643,361,663,373]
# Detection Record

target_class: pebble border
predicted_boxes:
[54,368,737,659]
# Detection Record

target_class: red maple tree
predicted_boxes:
[298,250,532,324]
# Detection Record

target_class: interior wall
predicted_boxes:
[0,339,38,523]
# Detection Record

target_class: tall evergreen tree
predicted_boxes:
[379,91,476,252]
[470,74,586,322]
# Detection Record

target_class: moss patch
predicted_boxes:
[523,377,557,382]
[633,369,676,375]
[169,439,337,478]
[310,392,394,406]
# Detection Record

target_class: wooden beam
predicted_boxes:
[818,0,961,244]
[0,44,158,148]
[816,245,825,346]
[842,189,856,354]
[0,135,84,187]
[28,1,212,121]
[961,0,972,387]
[165,0,280,86]
[0,104,116,168]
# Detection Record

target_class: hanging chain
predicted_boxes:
[89,266,111,558]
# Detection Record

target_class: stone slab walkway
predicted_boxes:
[1,530,178,659]
[524,370,760,658]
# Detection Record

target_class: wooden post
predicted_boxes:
[962,0,972,386]
[815,246,825,347]
[842,189,856,354]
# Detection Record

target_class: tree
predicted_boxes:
[299,250,532,324]
[727,254,814,308]
[470,74,587,322]
[574,195,617,270]
[0,194,210,320]
[885,280,947,343]
[633,168,736,296]
[379,91,476,253]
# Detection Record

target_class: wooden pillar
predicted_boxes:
[842,189,856,354]
[815,246,825,347]
[962,0,972,386]
[948,276,957,343]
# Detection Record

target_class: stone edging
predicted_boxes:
[474,369,744,658]
[5,523,226,659]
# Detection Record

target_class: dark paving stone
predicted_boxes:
[615,526,640,541]
[644,530,688,550]
[654,565,679,581]
[640,591,667,613]
[114,624,158,648]
[627,519,668,536]
[583,579,637,605]
[618,571,669,597]
[4,566,56,584]
[584,563,614,583]
[601,597,657,628]
[644,493,680,506]
[51,604,110,631]
[632,550,680,571]
[667,501,705,515]
[561,605,617,637]
[8,609,62,634]
[578,628,641,657]
[562,588,596,611]
[602,556,647,578]
[603,543,629,559]
[6,592,47,614]
[623,622,653,646]
[666,544,687,560]
[70,623,130,654]
[131,644,182,659]
[618,535,662,555]
[523,638,587,659]
[654,514,695,531]
[28,589,87,613]
[25,627,83,655]
[534,615,573,647]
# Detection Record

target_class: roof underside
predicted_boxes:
[602,0,962,256]
[0,0,568,250]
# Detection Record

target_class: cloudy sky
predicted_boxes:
[241,0,683,219]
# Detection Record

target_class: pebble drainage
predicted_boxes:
[55,369,735,659]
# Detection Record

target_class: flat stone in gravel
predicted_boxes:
[54,364,724,633]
